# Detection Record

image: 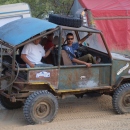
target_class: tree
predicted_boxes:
[0,0,74,18]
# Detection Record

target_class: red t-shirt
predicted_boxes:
[44,39,54,50]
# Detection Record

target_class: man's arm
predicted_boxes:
[78,33,92,44]
[72,58,91,67]
[21,54,35,68]
[43,46,54,58]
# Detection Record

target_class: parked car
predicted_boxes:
[0,3,31,27]
[0,3,31,65]
[0,17,130,124]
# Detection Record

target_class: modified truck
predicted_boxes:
[0,17,130,124]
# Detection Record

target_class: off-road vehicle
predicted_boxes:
[0,17,130,124]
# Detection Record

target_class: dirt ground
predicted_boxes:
[0,95,130,130]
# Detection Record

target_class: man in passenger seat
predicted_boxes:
[42,32,55,64]
[21,37,54,68]
[63,33,96,67]
[44,32,54,51]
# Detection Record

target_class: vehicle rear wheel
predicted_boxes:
[23,90,58,124]
[112,83,130,114]
[0,95,23,109]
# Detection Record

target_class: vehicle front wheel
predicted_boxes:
[23,90,58,124]
[112,83,130,114]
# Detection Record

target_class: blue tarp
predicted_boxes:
[0,17,57,46]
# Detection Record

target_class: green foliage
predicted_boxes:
[0,0,74,18]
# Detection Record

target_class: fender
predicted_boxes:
[114,75,130,89]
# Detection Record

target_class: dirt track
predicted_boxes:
[0,95,130,130]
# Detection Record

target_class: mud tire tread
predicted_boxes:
[112,83,130,114]
[23,90,58,124]
[49,14,82,28]
[0,95,23,110]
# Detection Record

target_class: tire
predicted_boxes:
[0,95,23,109]
[112,83,130,114]
[23,90,58,124]
[49,14,82,28]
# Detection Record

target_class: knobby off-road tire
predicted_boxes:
[49,14,82,28]
[0,95,23,109]
[112,83,130,114]
[23,90,58,124]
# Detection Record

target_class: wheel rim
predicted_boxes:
[123,94,130,107]
[34,102,50,119]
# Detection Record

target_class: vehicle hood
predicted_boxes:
[0,17,57,46]
[111,52,130,61]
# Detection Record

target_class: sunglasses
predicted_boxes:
[67,38,74,40]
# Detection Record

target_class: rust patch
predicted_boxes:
[29,69,59,89]
[59,67,100,90]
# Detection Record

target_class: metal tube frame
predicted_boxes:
[0,41,3,78]
[16,27,60,49]
[8,47,16,94]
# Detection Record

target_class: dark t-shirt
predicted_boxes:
[44,39,54,50]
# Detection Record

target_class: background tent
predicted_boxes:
[71,0,130,54]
